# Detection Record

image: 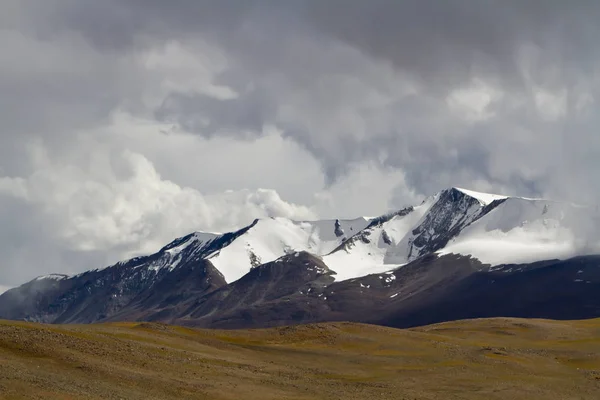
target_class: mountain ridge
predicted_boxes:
[1,187,599,328]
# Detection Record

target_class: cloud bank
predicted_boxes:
[1,0,600,287]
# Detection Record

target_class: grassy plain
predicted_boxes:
[0,317,599,399]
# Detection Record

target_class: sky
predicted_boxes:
[1,0,600,290]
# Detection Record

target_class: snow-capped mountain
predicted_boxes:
[326,187,600,277]
[115,215,372,284]
[146,186,598,283]
[1,187,599,327]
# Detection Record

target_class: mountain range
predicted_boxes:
[1,187,599,328]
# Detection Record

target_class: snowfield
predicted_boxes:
[208,217,372,282]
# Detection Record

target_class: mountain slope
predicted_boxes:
[370,254,600,328]
[0,243,226,323]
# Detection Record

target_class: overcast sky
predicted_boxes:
[1,0,600,290]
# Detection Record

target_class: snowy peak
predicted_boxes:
[320,188,507,279]
[452,187,508,206]
[318,186,599,279]
[160,231,219,254]
[406,187,500,258]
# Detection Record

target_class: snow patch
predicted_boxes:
[454,187,508,206]
[34,274,69,281]
[322,197,437,281]
[209,217,371,282]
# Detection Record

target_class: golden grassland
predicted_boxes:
[0,317,599,399]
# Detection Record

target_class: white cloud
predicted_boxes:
[534,88,567,121]
[3,142,315,257]
[0,176,28,200]
[107,112,326,205]
[313,162,420,218]
[447,80,502,121]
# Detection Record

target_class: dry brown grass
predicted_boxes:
[0,317,599,399]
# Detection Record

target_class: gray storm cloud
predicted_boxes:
[1,0,600,287]
[44,0,599,194]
